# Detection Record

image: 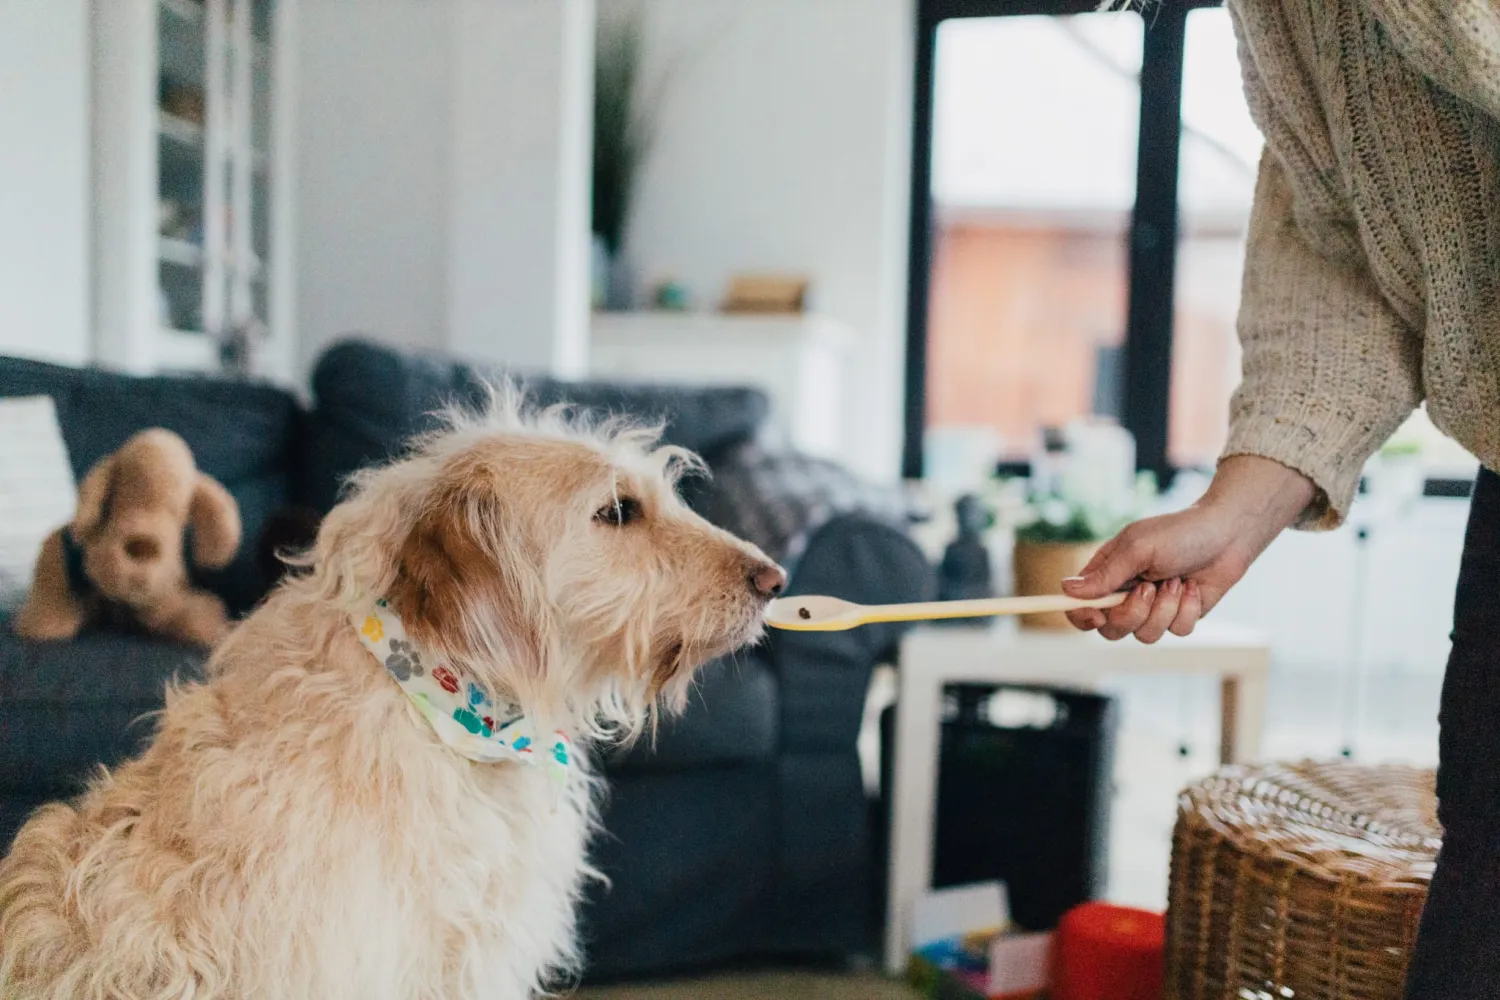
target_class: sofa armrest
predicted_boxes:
[766,514,934,754]
[600,651,779,775]
[690,443,911,568]
[0,633,204,794]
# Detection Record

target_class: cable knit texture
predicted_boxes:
[1225,0,1500,528]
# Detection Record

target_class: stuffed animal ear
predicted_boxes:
[13,528,87,641]
[188,474,243,570]
[71,454,117,538]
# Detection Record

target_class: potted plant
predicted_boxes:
[593,8,672,311]
[1011,475,1155,630]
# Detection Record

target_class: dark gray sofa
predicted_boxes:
[0,338,933,981]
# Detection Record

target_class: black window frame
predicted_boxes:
[902,0,1224,484]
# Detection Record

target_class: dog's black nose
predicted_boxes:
[749,562,788,599]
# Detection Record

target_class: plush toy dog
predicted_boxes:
[13,428,242,647]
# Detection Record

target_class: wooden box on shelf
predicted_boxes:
[721,274,810,314]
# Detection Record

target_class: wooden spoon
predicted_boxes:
[764,592,1129,633]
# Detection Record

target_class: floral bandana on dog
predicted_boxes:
[353,598,571,787]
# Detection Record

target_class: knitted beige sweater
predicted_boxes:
[1224,0,1500,528]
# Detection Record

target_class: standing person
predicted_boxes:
[1062,3,1500,996]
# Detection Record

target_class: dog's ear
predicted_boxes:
[389,482,545,681]
[188,474,243,570]
[71,454,117,539]
[257,505,322,589]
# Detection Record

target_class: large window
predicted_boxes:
[905,0,1234,482]
[1171,7,1261,468]
[925,12,1141,472]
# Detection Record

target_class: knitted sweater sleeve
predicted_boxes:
[1223,150,1423,530]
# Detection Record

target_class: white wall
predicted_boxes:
[624,0,914,481]
[296,3,453,372]
[294,0,912,474]
[1216,496,1468,677]
[0,0,91,365]
[296,0,594,379]
[448,0,592,376]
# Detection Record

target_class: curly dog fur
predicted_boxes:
[0,389,784,999]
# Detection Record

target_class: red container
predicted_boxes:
[1051,901,1164,1000]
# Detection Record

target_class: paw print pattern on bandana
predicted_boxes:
[452,707,491,736]
[352,599,573,787]
[384,638,424,681]
[453,681,498,736]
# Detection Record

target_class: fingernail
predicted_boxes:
[1168,578,1181,596]
[1062,576,1085,592]
[1136,582,1153,597]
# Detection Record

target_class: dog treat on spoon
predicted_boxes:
[765,592,1128,632]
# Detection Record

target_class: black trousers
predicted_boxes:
[1405,467,1500,999]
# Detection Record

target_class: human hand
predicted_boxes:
[1060,456,1316,642]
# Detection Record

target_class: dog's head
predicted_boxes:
[306,388,784,739]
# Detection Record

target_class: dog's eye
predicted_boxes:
[595,497,644,527]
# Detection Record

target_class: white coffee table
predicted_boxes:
[883,619,1271,975]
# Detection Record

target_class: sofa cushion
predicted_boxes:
[0,791,57,851]
[771,515,935,753]
[0,356,302,613]
[581,764,777,979]
[0,395,76,610]
[301,339,771,513]
[0,631,205,792]
[602,652,779,774]
[694,442,912,568]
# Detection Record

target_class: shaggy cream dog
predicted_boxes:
[0,391,786,1000]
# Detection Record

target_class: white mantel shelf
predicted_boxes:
[588,311,855,458]
[591,310,854,344]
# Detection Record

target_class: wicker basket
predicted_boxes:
[1165,761,1440,1000]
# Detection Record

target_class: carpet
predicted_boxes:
[578,971,920,999]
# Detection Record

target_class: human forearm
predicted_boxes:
[1226,152,1420,529]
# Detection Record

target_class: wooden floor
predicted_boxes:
[579,971,918,1000]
